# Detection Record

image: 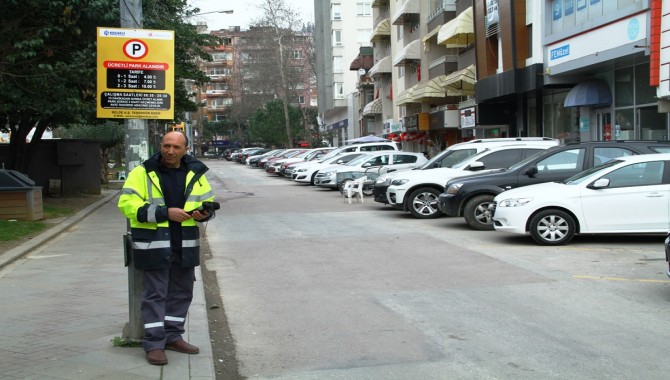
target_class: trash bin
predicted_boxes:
[0,169,43,221]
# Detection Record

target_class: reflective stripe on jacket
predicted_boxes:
[118,153,214,269]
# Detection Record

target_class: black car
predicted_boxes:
[438,141,670,230]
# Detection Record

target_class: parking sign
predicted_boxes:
[96,28,174,120]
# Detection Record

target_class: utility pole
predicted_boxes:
[120,0,147,341]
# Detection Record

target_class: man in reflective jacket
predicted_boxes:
[118,131,215,366]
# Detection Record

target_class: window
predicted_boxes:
[357,2,371,16]
[603,161,665,188]
[592,147,635,166]
[332,30,342,46]
[334,82,344,99]
[298,96,305,104]
[536,148,585,172]
[332,4,342,20]
[365,155,389,166]
[357,29,372,43]
[393,154,418,164]
[333,56,343,73]
[477,149,523,169]
[291,50,303,59]
[435,149,478,168]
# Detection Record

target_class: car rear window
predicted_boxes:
[650,146,670,153]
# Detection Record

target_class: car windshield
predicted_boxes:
[420,148,478,169]
[345,153,377,166]
[562,160,622,184]
[322,153,363,164]
[318,148,344,161]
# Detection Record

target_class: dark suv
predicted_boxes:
[438,141,670,230]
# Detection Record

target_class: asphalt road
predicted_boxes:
[203,158,670,380]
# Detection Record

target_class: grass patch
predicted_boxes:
[0,220,47,242]
[42,204,75,219]
[111,336,142,347]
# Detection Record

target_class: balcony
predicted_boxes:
[205,89,230,96]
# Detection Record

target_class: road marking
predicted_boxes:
[573,275,670,283]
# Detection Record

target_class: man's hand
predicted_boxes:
[168,207,192,223]
[191,210,211,222]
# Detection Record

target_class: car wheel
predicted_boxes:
[463,195,496,230]
[309,172,317,185]
[529,209,576,245]
[407,188,443,219]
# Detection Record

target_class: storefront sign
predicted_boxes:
[460,107,476,128]
[403,113,429,131]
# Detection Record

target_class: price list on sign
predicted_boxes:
[97,28,175,119]
[107,69,165,90]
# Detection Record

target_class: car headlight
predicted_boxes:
[296,168,307,172]
[391,179,410,186]
[321,170,336,175]
[446,183,463,195]
[497,197,533,207]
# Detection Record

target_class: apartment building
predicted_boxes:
[314,0,374,146]
[316,1,667,150]
[192,24,317,150]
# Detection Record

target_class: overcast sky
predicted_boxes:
[188,0,315,30]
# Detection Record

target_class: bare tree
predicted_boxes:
[239,0,310,148]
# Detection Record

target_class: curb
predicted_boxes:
[0,190,121,270]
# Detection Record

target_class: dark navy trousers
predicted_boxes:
[141,261,195,352]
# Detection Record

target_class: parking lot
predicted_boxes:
[203,158,670,379]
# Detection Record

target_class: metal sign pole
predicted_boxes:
[120,0,147,341]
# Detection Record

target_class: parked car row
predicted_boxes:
[225,139,670,248]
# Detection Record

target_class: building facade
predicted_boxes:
[314,0,374,146]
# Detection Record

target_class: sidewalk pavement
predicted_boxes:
[0,190,215,379]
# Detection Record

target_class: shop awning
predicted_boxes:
[564,78,612,107]
[393,39,421,66]
[362,98,383,116]
[392,0,420,25]
[395,87,413,106]
[437,6,474,48]
[412,78,447,100]
[370,18,391,42]
[369,56,392,77]
[439,65,476,96]
[422,25,442,48]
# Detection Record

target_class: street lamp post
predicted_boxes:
[193,9,233,16]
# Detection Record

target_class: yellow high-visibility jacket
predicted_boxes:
[118,153,215,269]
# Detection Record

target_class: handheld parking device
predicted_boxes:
[186,201,220,215]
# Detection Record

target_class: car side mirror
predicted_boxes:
[362,163,372,168]
[336,159,344,164]
[468,161,485,171]
[588,178,610,189]
[524,166,538,177]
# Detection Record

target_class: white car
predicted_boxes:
[280,148,336,177]
[292,153,367,184]
[374,137,558,205]
[492,153,670,245]
[315,151,428,189]
[386,141,560,219]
